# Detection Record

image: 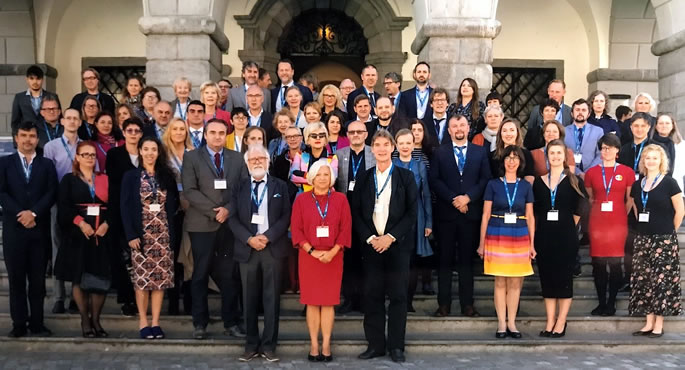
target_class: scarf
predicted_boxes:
[97,132,117,147]
[482,127,498,152]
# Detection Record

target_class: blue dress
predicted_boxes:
[393,158,433,257]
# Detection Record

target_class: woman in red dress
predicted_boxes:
[291,160,352,362]
[584,133,635,316]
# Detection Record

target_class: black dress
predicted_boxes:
[55,173,111,284]
[533,175,584,298]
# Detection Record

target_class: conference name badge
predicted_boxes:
[348,180,355,191]
[251,214,265,225]
[547,210,559,221]
[87,206,100,216]
[601,201,613,212]
[504,212,517,224]
[316,226,329,238]
[574,153,582,165]
[639,212,650,223]
[214,179,227,189]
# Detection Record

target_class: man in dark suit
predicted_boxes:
[186,100,207,148]
[346,64,380,121]
[68,68,115,115]
[142,101,172,139]
[383,72,402,110]
[0,121,58,337]
[352,130,417,363]
[227,61,272,113]
[228,144,291,363]
[11,65,59,134]
[271,59,313,112]
[398,62,433,121]
[36,95,64,150]
[430,114,491,318]
[365,97,408,145]
[422,87,451,148]
[246,85,275,142]
[182,118,249,340]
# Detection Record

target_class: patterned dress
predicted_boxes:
[131,171,174,290]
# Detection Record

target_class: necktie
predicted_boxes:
[23,157,31,182]
[454,146,466,173]
[251,180,264,234]
[192,130,200,141]
[434,118,445,142]
[214,152,224,178]
[390,96,395,105]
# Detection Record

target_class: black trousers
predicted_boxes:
[362,245,410,352]
[3,228,48,329]
[189,228,242,328]
[240,250,283,353]
[110,224,135,305]
[341,236,364,307]
[437,217,479,310]
[166,211,185,313]
[592,256,622,307]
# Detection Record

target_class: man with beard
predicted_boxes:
[347,65,380,121]
[228,144,291,362]
[227,61,272,113]
[11,65,59,134]
[398,62,433,120]
[258,68,272,90]
[365,97,408,145]
[563,98,603,178]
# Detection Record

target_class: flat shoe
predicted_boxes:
[539,330,551,337]
[632,330,652,336]
[139,326,154,339]
[648,331,663,338]
[507,329,522,339]
[495,331,507,339]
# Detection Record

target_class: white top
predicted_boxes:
[372,165,392,235]
[129,153,139,167]
[251,176,270,234]
[673,140,685,193]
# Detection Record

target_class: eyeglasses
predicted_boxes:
[504,156,520,162]
[125,129,142,135]
[248,157,268,164]
[347,130,367,135]
[246,94,262,99]
[40,107,59,112]
[78,153,96,159]
[309,133,327,139]
[233,116,248,121]
[432,98,448,103]
[322,94,336,98]
[285,134,302,140]
[600,146,617,152]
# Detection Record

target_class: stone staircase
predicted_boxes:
[1,221,685,355]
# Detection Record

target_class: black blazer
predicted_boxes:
[270,83,313,112]
[228,175,292,263]
[422,115,451,148]
[69,92,115,115]
[119,168,179,245]
[364,116,409,146]
[106,146,138,229]
[397,86,433,121]
[346,87,380,122]
[142,123,162,140]
[0,153,57,234]
[429,142,492,222]
[11,90,59,132]
[351,165,418,253]
[252,110,275,142]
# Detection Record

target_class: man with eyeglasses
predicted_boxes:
[37,96,64,150]
[106,117,145,317]
[218,79,232,111]
[245,85,274,141]
[227,61,272,113]
[143,101,173,139]
[424,88,451,147]
[186,100,207,148]
[69,68,115,115]
[383,72,402,110]
[228,144,291,362]
[338,79,356,113]
[43,108,82,314]
[334,120,376,314]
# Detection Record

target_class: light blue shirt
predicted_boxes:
[43,134,79,181]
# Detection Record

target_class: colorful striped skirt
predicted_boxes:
[483,217,533,277]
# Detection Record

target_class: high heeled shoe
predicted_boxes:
[551,322,567,338]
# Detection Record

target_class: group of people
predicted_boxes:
[2,61,684,363]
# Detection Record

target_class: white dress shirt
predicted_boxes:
[251,176,270,234]
[372,164,392,235]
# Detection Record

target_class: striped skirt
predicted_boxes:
[483,217,533,277]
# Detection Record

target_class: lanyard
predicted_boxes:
[212,151,224,177]
[373,164,394,199]
[190,130,202,148]
[21,156,32,182]
[251,181,268,210]
[573,125,583,152]
[556,104,563,122]
[363,87,376,108]
[144,170,158,202]
[548,172,564,209]
[250,114,262,128]
[601,163,617,201]
[96,143,108,158]
[633,141,646,172]
[640,174,661,210]
[416,88,428,109]
[295,110,303,128]
[84,123,92,138]
[177,101,186,120]
[87,174,96,200]
[60,136,76,162]
[171,152,183,173]
[351,153,363,179]
[43,122,59,141]
[502,178,520,213]
[234,135,241,152]
[312,189,330,221]
[393,92,400,108]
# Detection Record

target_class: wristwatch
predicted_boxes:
[308,247,315,255]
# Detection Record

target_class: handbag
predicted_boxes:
[80,272,111,293]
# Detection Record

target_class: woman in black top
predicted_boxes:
[629,144,684,338]
[490,118,535,183]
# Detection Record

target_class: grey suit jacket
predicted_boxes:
[564,123,604,173]
[181,145,248,232]
[334,145,376,194]
[225,85,271,113]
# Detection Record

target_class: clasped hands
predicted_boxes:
[452,195,470,213]
[16,210,36,228]
[213,206,229,223]
[369,234,394,253]
[247,234,269,251]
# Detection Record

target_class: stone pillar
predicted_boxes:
[652,29,685,129]
[138,0,230,101]
[411,0,501,99]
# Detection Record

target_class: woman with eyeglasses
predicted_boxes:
[120,137,179,339]
[93,111,124,173]
[55,141,111,338]
[291,122,339,193]
[78,96,101,141]
[317,84,347,123]
[268,109,296,161]
[325,111,349,155]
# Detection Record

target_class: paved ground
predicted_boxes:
[1,350,685,369]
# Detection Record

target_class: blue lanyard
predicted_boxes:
[502,178,520,213]
[548,172,564,209]
[312,189,330,221]
[573,125,583,152]
[601,163,617,201]
[43,122,59,141]
[21,156,32,182]
[373,164,394,199]
[640,174,661,210]
[633,141,646,172]
[87,174,96,200]
[171,153,183,173]
[95,143,108,158]
[177,101,186,120]
[143,170,158,201]
[85,123,92,138]
[60,136,76,162]
[363,87,376,108]
[295,110,302,127]
[351,153,363,179]
[212,151,224,177]
[250,114,262,128]
[416,88,428,109]
[453,146,466,174]
[280,85,288,107]
[251,181,268,210]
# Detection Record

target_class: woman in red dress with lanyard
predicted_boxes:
[290,160,352,362]
[584,134,635,316]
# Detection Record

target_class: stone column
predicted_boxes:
[411,0,501,99]
[138,0,230,101]
[652,29,685,127]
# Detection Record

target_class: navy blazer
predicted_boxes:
[270,83,313,112]
[398,86,433,121]
[251,110,275,142]
[346,87,381,122]
[120,168,179,246]
[421,115,451,148]
[351,165,418,253]
[429,142,492,222]
[227,175,292,263]
[0,153,57,233]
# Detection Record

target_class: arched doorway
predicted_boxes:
[277,9,367,89]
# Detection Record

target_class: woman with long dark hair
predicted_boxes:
[448,77,485,140]
[92,111,124,172]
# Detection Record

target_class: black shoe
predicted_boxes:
[121,303,136,317]
[495,331,507,339]
[539,330,552,337]
[461,305,480,317]
[358,348,385,360]
[28,324,52,337]
[632,330,652,336]
[67,300,79,314]
[261,351,279,362]
[573,264,582,277]
[648,330,664,338]
[422,283,435,295]
[238,351,259,362]
[193,326,207,340]
[389,349,405,363]
[8,326,27,338]
[601,306,616,316]
[151,326,164,339]
[433,305,450,317]
[337,300,354,315]
[224,324,246,338]
[321,353,333,362]
[506,328,522,339]
[95,328,109,338]
[51,301,65,314]
[551,323,567,338]
[139,326,153,339]
[407,303,416,313]
[307,353,319,362]
[591,305,605,316]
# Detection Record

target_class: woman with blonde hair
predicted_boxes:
[200,81,231,127]
[629,144,684,337]
[304,101,323,125]
[317,84,346,123]
[291,122,338,192]
[285,86,307,129]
